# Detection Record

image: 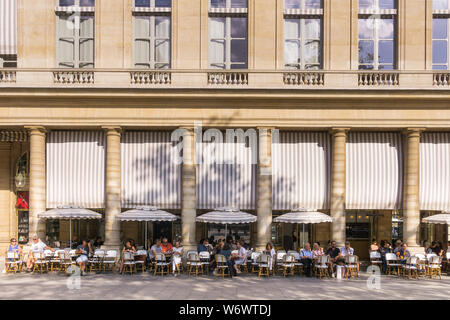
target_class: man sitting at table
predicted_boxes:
[341,241,359,276]
[76,239,93,276]
[325,240,341,276]
[26,235,54,272]
[300,242,314,277]
[161,237,173,255]
[395,243,411,264]
[232,240,247,274]
[151,239,163,259]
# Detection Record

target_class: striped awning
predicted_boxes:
[272,132,331,210]
[196,134,257,210]
[117,206,178,222]
[346,132,404,210]
[121,131,181,209]
[0,130,29,142]
[38,206,102,220]
[46,131,106,209]
[0,0,17,55]
[420,132,450,211]
[273,209,333,224]
[196,208,257,225]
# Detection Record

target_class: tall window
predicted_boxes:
[284,0,323,70]
[0,0,17,68]
[133,0,171,69]
[209,0,248,69]
[358,0,397,70]
[433,0,450,70]
[56,0,95,68]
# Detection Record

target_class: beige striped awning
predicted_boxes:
[0,130,29,142]
[0,0,17,55]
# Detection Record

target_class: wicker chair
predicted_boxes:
[198,251,210,275]
[314,255,330,279]
[281,254,295,277]
[402,256,419,279]
[121,251,136,275]
[215,254,230,278]
[59,250,73,273]
[103,250,118,272]
[344,255,359,279]
[275,250,286,274]
[5,251,21,274]
[386,253,402,276]
[427,255,442,279]
[289,251,303,275]
[32,251,47,274]
[257,254,271,278]
[250,252,261,273]
[187,252,202,276]
[134,250,147,273]
[154,252,170,276]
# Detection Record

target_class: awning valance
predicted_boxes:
[121,131,181,209]
[346,132,404,210]
[272,131,331,210]
[196,136,257,210]
[420,133,450,211]
[38,206,102,220]
[46,131,106,209]
[0,0,17,55]
[117,206,178,222]
[196,208,257,224]
[273,209,333,224]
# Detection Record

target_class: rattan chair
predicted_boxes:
[250,252,260,273]
[427,255,442,279]
[103,250,118,272]
[5,251,21,274]
[386,253,401,276]
[89,249,105,273]
[215,254,230,278]
[154,252,170,276]
[257,254,271,278]
[402,256,419,279]
[134,250,147,273]
[198,251,210,275]
[314,255,330,279]
[344,255,359,279]
[289,251,303,275]
[369,251,382,269]
[187,252,202,276]
[121,251,136,275]
[32,251,47,274]
[281,254,295,277]
[59,250,73,273]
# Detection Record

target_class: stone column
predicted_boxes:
[403,128,424,252]
[103,127,122,248]
[330,128,349,247]
[256,127,273,251]
[27,126,47,241]
[181,127,197,251]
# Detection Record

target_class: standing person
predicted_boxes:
[265,242,276,273]
[292,231,298,251]
[26,235,54,271]
[76,239,94,276]
[172,241,183,276]
[232,240,247,275]
[299,242,314,277]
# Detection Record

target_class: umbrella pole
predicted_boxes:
[70,219,72,249]
[302,223,305,249]
[145,221,148,250]
[225,224,227,238]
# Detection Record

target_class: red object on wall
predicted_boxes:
[16,191,29,209]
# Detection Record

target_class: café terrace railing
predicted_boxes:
[0,69,449,90]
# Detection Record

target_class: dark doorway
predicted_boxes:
[153,222,172,242]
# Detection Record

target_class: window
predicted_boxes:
[358,0,397,70]
[284,0,323,70]
[133,0,171,69]
[0,0,17,68]
[56,0,95,68]
[432,0,450,70]
[209,0,248,69]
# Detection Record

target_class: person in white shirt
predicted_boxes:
[232,240,247,274]
[340,241,359,276]
[265,242,276,271]
[26,235,53,271]
[172,241,183,276]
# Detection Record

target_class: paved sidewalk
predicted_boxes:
[1,270,449,300]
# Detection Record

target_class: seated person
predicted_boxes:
[76,239,94,275]
[198,238,209,253]
[93,237,104,249]
[219,242,235,277]
[299,242,314,277]
[232,240,247,274]
[312,242,324,261]
[151,239,163,260]
[26,235,53,272]
[370,239,379,251]
[161,237,173,255]
[326,240,341,276]
[378,240,392,273]
[341,241,359,276]
[395,243,411,263]
[172,241,184,276]
[70,236,79,249]
[120,240,136,273]
[4,238,22,273]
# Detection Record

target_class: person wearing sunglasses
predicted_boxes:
[3,238,22,273]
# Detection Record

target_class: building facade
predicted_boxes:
[1,0,450,257]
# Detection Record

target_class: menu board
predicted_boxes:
[18,210,29,244]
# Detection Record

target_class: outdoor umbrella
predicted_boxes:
[422,212,450,225]
[117,206,178,249]
[273,208,333,248]
[196,207,257,237]
[38,206,102,248]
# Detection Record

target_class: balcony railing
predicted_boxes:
[0,69,448,90]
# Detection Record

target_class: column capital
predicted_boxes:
[403,128,426,137]
[329,127,350,136]
[25,126,47,135]
[102,126,122,135]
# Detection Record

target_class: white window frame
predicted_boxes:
[132,0,172,69]
[358,0,397,70]
[208,0,248,70]
[432,0,450,70]
[283,0,323,70]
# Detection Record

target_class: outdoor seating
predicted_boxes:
[32,251,47,274]
[134,250,147,273]
[281,254,295,277]
[215,254,230,278]
[402,256,419,280]
[257,254,271,278]
[275,250,286,274]
[344,255,359,279]
[185,250,197,272]
[369,251,382,269]
[49,250,65,272]
[314,255,330,279]
[88,249,105,273]
[154,252,170,276]
[289,252,303,275]
[121,251,136,275]
[386,253,402,276]
[5,251,21,274]
[427,255,442,280]
[415,254,427,277]
[198,251,210,275]
[59,250,73,273]
[103,250,118,272]
[250,252,260,273]
[187,252,202,276]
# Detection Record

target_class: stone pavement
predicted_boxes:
[1,270,449,300]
